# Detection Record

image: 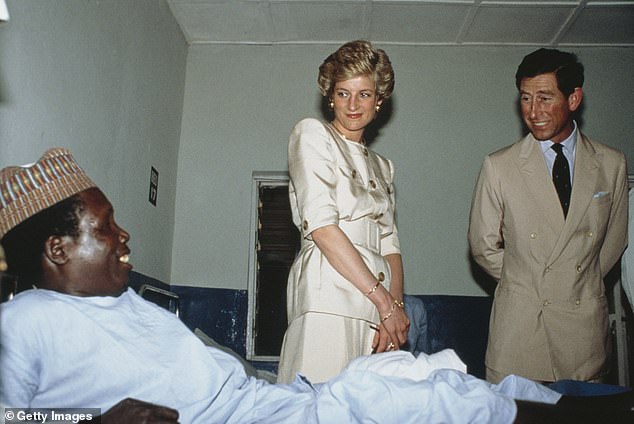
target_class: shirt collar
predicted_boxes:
[539,120,578,155]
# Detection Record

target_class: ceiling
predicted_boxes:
[166,0,634,47]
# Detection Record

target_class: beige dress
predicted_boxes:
[277,118,400,384]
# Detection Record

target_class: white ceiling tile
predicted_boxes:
[174,2,272,43]
[463,4,574,44]
[269,2,368,43]
[166,0,634,46]
[561,5,634,45]
[369,3,472,43]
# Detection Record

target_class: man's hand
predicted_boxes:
[100,398,179,424]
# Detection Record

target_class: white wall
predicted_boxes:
[0,0,187,283]
[1,1,630,295]
[172,44,634,295]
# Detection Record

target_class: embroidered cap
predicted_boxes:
[0,148,96,239]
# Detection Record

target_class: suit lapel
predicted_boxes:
[518,135,565,233]
[547,133,600,262]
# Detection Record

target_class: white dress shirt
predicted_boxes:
[539,121,578,180]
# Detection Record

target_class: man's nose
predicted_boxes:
[528,100,539,117]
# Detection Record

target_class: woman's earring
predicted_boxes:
[375,105,381,113]
[329,100,334,110]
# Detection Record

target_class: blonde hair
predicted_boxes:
[318,40,394,100]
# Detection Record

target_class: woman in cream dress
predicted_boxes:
[277,40,410,384]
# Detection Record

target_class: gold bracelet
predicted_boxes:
[381,303,396,322]
[366,281,381,296]
[393,299,405,309]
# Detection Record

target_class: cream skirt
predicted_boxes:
[277,312,375,384]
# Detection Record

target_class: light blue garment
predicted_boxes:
[0,288,312,424]
[404,294,430,354]
[539,120,578,177]
[1,288,560,424]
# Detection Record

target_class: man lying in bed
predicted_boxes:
[1,148,632,424]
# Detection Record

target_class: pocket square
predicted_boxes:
[593,191,609,199]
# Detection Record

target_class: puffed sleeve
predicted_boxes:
[288,118,340,239]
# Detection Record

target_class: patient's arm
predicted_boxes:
[97,398,179,424]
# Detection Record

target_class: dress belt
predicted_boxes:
[338,219,381,254]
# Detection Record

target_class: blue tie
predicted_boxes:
[551,143,571,218]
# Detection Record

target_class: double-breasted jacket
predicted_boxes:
[468,132,628,381]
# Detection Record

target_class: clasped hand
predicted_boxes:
[372,304,409,353]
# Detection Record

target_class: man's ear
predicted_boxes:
[43,235,70,265]
[568,87,583,112]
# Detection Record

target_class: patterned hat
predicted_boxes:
[0,148,96,239]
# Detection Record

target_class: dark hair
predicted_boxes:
[515,48,584,96]
[0,194,83,288]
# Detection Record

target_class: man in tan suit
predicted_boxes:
[468,48,628,384]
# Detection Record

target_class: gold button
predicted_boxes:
[576,265,582,273]
[587,231,593,238]
[351,169,357,178]
[363,148,368,156]
[302,220,308,230]
[543,300,549,306]
[575,299,581,305]
[378,272,385,282]
[530,233,537,239]
[369,180,376,189]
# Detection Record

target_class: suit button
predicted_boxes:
[530,232,537,239]
[576,265,582,273]
[587,231,593,238]
[575,299,581,305]
[369,180,376,189]
[352,169,357,178]
[543,300,550,306]
[302,220,308,230]
[378,272,385,282]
